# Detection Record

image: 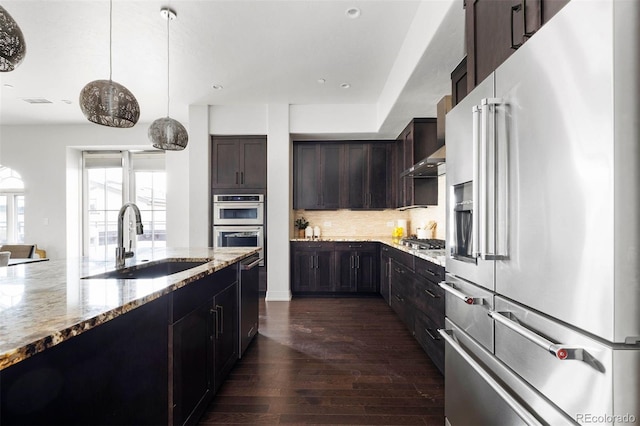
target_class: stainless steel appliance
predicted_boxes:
[213,194,264,225]
[238,253,260,357]
[442,1,640,424]
[213,226,264,265]
[213,194,265,265]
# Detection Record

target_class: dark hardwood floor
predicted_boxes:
[199,297,444,425]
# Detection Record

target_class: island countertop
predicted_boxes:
[0,247,259,371]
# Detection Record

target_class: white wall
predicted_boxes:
[0,123,194,259]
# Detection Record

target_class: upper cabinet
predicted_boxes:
[343,143,395,209]
[294,143,342,210]
[463,0,570,98]
[211,136,267,190]
[293,141,395,210]
[396,118,440,208]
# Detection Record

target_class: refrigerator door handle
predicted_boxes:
[472,104,481,258]
[439,281,483,305]
[488,311,594,364]
[438,329,544,426]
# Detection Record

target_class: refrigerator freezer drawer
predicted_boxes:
[441,319,576,426]
[493,296,640,423]
[440,273,494,352]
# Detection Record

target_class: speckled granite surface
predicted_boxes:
[291,237,446,267]
[0,247,258,371]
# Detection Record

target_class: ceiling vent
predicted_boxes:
[22,98,53,104]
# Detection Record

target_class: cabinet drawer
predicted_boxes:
[387,246,414,270]
[415,257,445,284]
[335,241,378,252]
[414,310,444,374]
[413,278,445,329]
[291,241,335,251]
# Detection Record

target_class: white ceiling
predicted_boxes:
[0,0,464,139]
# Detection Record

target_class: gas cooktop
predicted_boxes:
[400,237,446,250]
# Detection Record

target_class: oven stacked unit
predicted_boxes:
[213,194,264,265]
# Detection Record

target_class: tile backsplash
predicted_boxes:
[293,175,446,239]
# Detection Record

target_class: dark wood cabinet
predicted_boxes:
[343,143,394,209]
[211,136,266,190]
[294,143,342,209]
[213,282,238,392]
[291,241,335,293]
[463,0,569,95]
[334,242,379,293]
[396,118,441,208]
[451,57,468,107]
[380,245,391,304]
[170,266,238,425]
[390,259,415,332]
[294,141,395,210]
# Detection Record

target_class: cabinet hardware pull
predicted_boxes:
[424,269,437,277]
[425,328,440,341]
[211,307,219,339]
[510,0,537,50]
[356,255,360,269]
[394,267,404,274]
[216,304,224,334]
[240,171,244,184]
[235,171,239,184]
[394,294,404,302]
[350,255,354,269]
[309,257,313,269]
[424,289,439,298]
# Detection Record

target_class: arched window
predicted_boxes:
[0,166,25,243]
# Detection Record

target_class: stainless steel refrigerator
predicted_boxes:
[440,1,640,424]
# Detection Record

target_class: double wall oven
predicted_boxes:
[213,194,264,265]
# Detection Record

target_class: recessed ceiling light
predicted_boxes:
[22,98,53,104]
[61,99,72,104]
[340,83,351,89]
[212,84,223,90]
[3,84,14,88]
[317,78,326,84]
[345,7,361,19]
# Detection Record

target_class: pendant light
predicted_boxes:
[148,8,188,151]
[0,5,27,72]
[79,0,140,128]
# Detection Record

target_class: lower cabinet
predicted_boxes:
[291,241,379,294]
[171,267,239,426]
[380,245,391,303]
[291,242,335,293]
[335,242,379,293]
[384,245,445,374]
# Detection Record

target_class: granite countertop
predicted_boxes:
[0,247,259,371]
[290,237,446,267]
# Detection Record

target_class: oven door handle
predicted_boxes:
[438,329,544,426]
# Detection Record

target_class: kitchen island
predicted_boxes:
[0,247,259,425]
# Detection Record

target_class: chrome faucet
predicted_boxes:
[115,202,144,269]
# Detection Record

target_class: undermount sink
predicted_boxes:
[82,259,211,280]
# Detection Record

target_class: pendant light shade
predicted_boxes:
[149,7,188,151]
[79,79,140,127]
[0,5,27,72]
[79,0,140,128]
[149,117,188,150]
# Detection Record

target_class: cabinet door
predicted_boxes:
[172,303,213,426]
[344,144,366,209]
[240,138,266,189]
[211,138,241,188]
[314,250,335,292]
[294,144,320,209]
[335,249,356,292]
[380,247,391,304]
[368,144,391,208]
[355,250,378,293]
[319,145,342,209]
[213,282,238,392]
[291,248,315,292]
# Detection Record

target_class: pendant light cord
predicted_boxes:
[166,10,170,117]
[109,0,113,81]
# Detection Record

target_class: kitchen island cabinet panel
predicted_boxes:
[1,296,170,425]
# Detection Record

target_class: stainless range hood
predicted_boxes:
[400,144,446,178]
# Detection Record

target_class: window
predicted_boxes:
[0,166,25,244]
[83,151,166,260]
